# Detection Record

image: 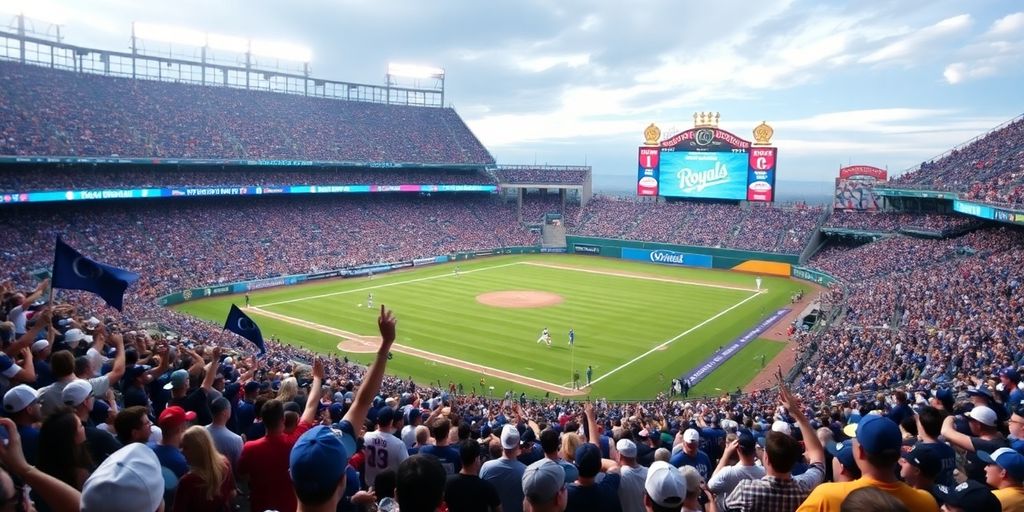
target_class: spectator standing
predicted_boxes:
[445,438,501,512]
[480,424,527,512]
[173,426,236,512]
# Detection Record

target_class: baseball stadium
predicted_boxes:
[2,9,1024,512]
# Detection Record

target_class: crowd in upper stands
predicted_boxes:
[893,116,1024,205]
[573,197,823,254]
[0,168,497,193]
[824,212,977,235]
[0,61,494,165]
[494,168,590,185]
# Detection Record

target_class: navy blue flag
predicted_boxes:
[51,237,139,311]
[224,304,266,355]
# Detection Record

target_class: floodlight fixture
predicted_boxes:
[388,63,445,79]
[250,40,312,63]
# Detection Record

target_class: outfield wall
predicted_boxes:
[157,246,545,306]
[566,236,798,272]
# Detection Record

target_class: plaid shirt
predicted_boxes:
[723,462,824,512]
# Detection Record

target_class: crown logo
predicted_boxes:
[693,112,720,128]
[753,121,774,146]
[643,123,662,146]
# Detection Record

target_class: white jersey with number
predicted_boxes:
[363,430,409,484]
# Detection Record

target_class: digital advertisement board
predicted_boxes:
[657,151,749,200]
[746,148,777,202]
[0,183,498,205]
[637,147,660,196]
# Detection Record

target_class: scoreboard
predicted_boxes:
[637,117,777,202]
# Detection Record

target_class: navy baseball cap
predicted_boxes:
[244,381,260,393]
[978,448,1024,481]
[1000,367,1021,382]
[290,426,354,498]
[575,443,602,478]
[376,407,396,426]
[850,415,901,455]
[826,440,855,470]
[902,445,942,479]
[934,481,1001,512]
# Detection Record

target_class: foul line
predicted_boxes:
[521,262,760,292]
[247,306,578,394]
[588,291,763,387]
[257,262,520,307]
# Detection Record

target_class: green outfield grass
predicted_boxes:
[176,254,804,399]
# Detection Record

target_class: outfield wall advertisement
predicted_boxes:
[621,247,713,268]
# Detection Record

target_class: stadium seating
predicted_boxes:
[824,211,976,234]
[0,60,494,165]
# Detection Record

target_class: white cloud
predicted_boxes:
[859,14,972,65]
[987,12,1024,37]
[515,53,591,72]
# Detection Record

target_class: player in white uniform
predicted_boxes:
[755,277,762,291]
[368,292,374,309]
[362,407,409,485]
[536,327,551,346]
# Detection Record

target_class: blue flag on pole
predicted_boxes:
[51,237,139,311]
[224,304,266,355]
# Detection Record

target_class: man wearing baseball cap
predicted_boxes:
[363,406,409,486]
[898,444,942,501]
[669,429,711,481]
[708,431,764,508]
[3,384,41,465]
[797,415,937,511]
[978,448,1024,510]
[942,405,1009,482]
[644,461,686,512]
[522,458,568,512]
[152,405,196,480]
[1000,367,1024,411]
[616,438,648,512]
[481,424,528,512]
[826,440,860,482]
[63,378,123,465]
[567,403,620,512]
[82,443,166,512]
[289,425,354,512]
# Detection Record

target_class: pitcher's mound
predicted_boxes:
[477,291,564,308]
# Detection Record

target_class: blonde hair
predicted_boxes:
[562,432,581,462]
[276,377,298,402]
[181,426,227,502]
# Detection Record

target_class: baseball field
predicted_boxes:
[175,254,806,399]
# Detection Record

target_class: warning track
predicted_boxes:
[247,306,585,396]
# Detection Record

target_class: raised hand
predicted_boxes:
[377,305,397,349]
[312,357,324,381]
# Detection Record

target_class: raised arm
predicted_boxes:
[343,305,397,426]
[105,333,126,385]
[301,358,325,425]
[781,372,823,465]
[201,346,222,392]
[940,414,975,451]
[23,278,50,306]
[0,417,80,512]
[5,308,51,356]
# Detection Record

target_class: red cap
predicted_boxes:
[158,406,197,427]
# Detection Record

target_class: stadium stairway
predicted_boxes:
[542,222,567,248]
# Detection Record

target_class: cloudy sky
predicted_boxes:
[5,0,1023,188]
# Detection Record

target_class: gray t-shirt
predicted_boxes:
[206,424,243,473]
[480,457,527,512]
[619,464,649,512]
[708,462,766,510]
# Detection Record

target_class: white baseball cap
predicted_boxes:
[81,444,165,512]
[966,405,998,427]
[62,379,94,407]
[772,420,793,436]
[645,461,686,507]
[500,424,520,450]
[3,384,39,413]
[616,439,638,458]
[30,340,50,353]
[683,428,700,443]
[64,328,93,347]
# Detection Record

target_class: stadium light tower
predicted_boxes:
[387,62,445,106]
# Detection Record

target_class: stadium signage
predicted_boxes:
[573,244,601,255]
[681,308,790,387]
[678,163,730,193]
[650,250,687,264]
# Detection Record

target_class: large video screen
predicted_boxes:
[658,151,749,200]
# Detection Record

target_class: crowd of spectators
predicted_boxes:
[892,116,1024,205]
[0,167,497,193]
[494,167,590,185]
[0,60,494,165]
[825,211,976,234]
[0,191,1022,511]
[574,197,823,254]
